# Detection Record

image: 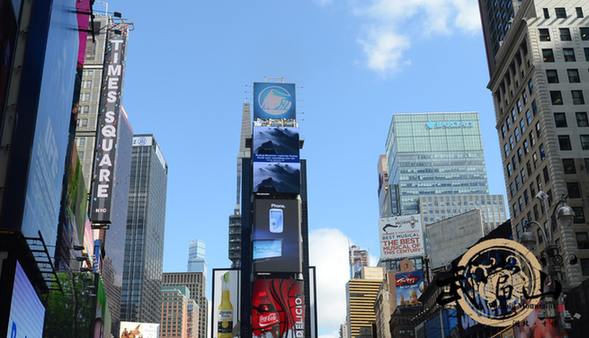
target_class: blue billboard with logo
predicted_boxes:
[253,83,296,121]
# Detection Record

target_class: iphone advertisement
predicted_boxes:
[253,199,302,273]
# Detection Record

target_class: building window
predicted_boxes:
[585,48,589,61]
[550,91,563,105]
[512,108,517,122]
[577,7,584,18]
[507,163,513,177]
[82,106,89,113]
[518,148,523,162]
[520,119,526,133]
[546,69,559,83]
[560,28,572,41]
[573,207,586,223]
[532,152,538,168]
[543,8,550,19]
[567,182,581,198]
[510,183,515,197]
[79,138,86,146]
[517,99,522,113]
[509,136,515,150]
[577,232,589,249]
[515,128,521,142]
[543,166,550,183]
[81,119,88,126]
[554,112,567,127]
[536,122,542,138]
[513,203,518,217]
[506,117,512,130]
[533,204,539,220]
[530,130,536,146]
[572,90,585,104]
[576,112,589,126]
[522,90,528,104]
[518,196,524,211]
[516,176,521,190]
[504,144,510,157]
[512,156,518,169]
[83,93,91,101]
[581,27,589,40]
[527,161,532,176]
[501,125,506,138]
[563,158,576,174]
[558,135,572,150]
[581,135,589,149]
[564,48,576,62]
[525,110,532,126]
[568,69,581,83]
[79,151,84,159]
[524,189,530,205]
[532,100,537,115]
[555,8,567,18]
[542,49,554,62]
[521,168,526,183]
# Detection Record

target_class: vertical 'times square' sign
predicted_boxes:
[90,23,128,224]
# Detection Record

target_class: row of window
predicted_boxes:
[542,7,584,19]
[554,112,589,127]
[550,90,586,105]
[542,48,589,62]
[558,134,589,150]
[539,27,589,42]
[546,69,584,83]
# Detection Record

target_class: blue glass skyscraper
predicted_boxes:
[385,112,490,216]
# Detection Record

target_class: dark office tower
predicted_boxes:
[121,134,168,323]
[479,0,589,287]
[229,103,252,268]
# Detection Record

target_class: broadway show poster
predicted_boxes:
[252,279,304,338]
[253,83,296,121]
[119,322,160,338]
[379,215,424,260]
[395,270,424,307]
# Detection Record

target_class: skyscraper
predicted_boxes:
[161,286,199,338]
[121,134,168,323]
[228,103,252,268]
[384,112,504,220]
[479,0,589,286]
[187,239,207,275]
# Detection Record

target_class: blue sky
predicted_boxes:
[108,1,506,337]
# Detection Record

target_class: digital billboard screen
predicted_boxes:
[6,261,46,338]
[253,162,300,194]
[378,215,424,260]
[253,83,296,122]
[253,126,299,162]
[211,269,241,338]
[252,279,304,338]
[253,199,302,273]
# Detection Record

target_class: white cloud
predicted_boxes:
[339,0,482,73]
[309,228,351,335]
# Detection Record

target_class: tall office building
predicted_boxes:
[228,103,252,268]
[162,272,207,338]
[187,239,207,276]
[479,0,589,286]
[345,267,385,338]
[121,134,168,323]
[385,112,490,216]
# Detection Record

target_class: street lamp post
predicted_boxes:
[520,191,575,337]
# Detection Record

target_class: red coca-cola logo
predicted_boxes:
[259,312,279,327]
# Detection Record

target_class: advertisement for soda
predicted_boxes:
[252,279,305,338]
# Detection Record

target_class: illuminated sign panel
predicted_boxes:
[7,261,46,338]
[90,24,129,224]
[426,121,474,129]
[252,279,304,338]
[253,199,302,273]
[253,83,296,121]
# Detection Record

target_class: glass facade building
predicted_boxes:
[385,112,490,216]
[121,134,168,323]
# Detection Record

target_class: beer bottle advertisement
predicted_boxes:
[212,269,240,338]
[252,279,305,338]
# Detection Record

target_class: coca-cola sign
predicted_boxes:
[259,312,279,327]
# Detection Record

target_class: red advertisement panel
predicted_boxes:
[252,279,305,338]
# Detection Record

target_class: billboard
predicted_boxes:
[211,269,241,338]
[253,199,302,273]
[252,126,300,194]
[378,215,424,260]
[395,270,424,307]
[253,83,296,121]
[6,261,46,338]
[90,23,129,224]
[252,279,304,338]
[119,322,160,338]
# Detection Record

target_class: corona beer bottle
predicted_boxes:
[218,272,233,338]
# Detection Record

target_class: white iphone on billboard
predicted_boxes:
[269,208,283,233]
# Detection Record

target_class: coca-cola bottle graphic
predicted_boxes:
[257,291,280,338]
